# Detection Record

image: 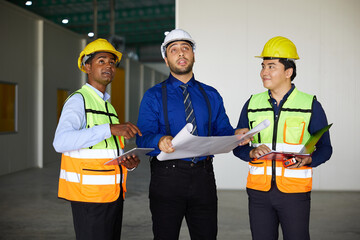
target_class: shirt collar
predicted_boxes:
[86,83,110,101]
[167,73,196,89]
[268,83,295,102]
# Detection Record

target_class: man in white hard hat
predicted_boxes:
[233,36,332,240]
[53,38,142,240]
[136,29,249,239]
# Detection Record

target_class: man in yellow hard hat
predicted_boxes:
[233,36,332,240]
[53,38,142,240]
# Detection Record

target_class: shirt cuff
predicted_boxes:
[102,123,112,139]
[152,134,165,149]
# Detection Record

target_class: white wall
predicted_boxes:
[0,1,39,174]
[144,63,170,76]
[124,59,168,125]
[177,0,360,190]
[43,22,85,166]
[0,1,169,176]
[0,0,84,175]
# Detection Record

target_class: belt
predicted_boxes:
[150,156,213,169]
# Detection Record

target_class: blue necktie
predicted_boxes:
[180,84,199,163]
[180,84,198,135]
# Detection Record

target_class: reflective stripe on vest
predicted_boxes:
[58,85,127,203]
[60,149,126,186]
[247,88,314,193]
[58,153,128,203]
[60,169,124,184]
[63,148,118,159]
[249,165,312,178]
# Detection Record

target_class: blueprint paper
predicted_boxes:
[157,119,270,161]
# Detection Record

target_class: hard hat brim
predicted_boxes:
[161,38,196,59]
[256,36,300,60]
[78,50,122,73]
[77,38,123,73]
[254,55,299,60]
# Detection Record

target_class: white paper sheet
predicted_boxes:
[157,119,270,161]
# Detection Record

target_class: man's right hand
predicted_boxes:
[110,122,142,140]
[249,144,271,159]
[158,136,175,153]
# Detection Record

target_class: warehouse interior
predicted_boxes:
[0,0,359,239]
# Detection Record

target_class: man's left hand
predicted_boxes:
[287,156,312,169]
[121,155,140,169]
[235,128,252,146]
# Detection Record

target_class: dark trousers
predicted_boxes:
[71,197,124,240]
[247,185,311,240]
[149,158,218,240]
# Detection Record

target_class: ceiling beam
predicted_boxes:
[44,4,175,26]
[7,0,175,47]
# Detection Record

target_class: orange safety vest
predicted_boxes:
[58,85,127,203]
[247,88,314,193]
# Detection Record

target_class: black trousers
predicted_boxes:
[149,158,218,240]
[247,185,311,240]
[71,196,124,240]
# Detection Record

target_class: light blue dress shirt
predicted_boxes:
[53,83,112,153]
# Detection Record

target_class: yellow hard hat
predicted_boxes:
[78,38,123,73]
[256,36,299,60]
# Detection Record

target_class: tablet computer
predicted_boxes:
[258,123,332,161]
[104,148,154,165]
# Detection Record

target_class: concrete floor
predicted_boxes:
[0,158,359,240]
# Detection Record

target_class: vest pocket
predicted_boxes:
[80,162,117,200]
[283,117,305,145]
[247,161,267,185]
[279,167,313,193]
[249,117,273,144]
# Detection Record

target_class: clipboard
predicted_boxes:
[257,151,310,161]
[104,148,154,165]
[257,123,332,161]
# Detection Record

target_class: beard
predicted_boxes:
[167,57,194,75]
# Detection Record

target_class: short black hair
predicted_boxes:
[85,52,117,65]
[85,53,95,65]
[164,40,194,57]
[264,57,297,81]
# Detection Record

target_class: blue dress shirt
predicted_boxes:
[233,84,332,167]
[136,74,235,160]
[53,83,113,153]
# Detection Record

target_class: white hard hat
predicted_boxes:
[160,29,196,59]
